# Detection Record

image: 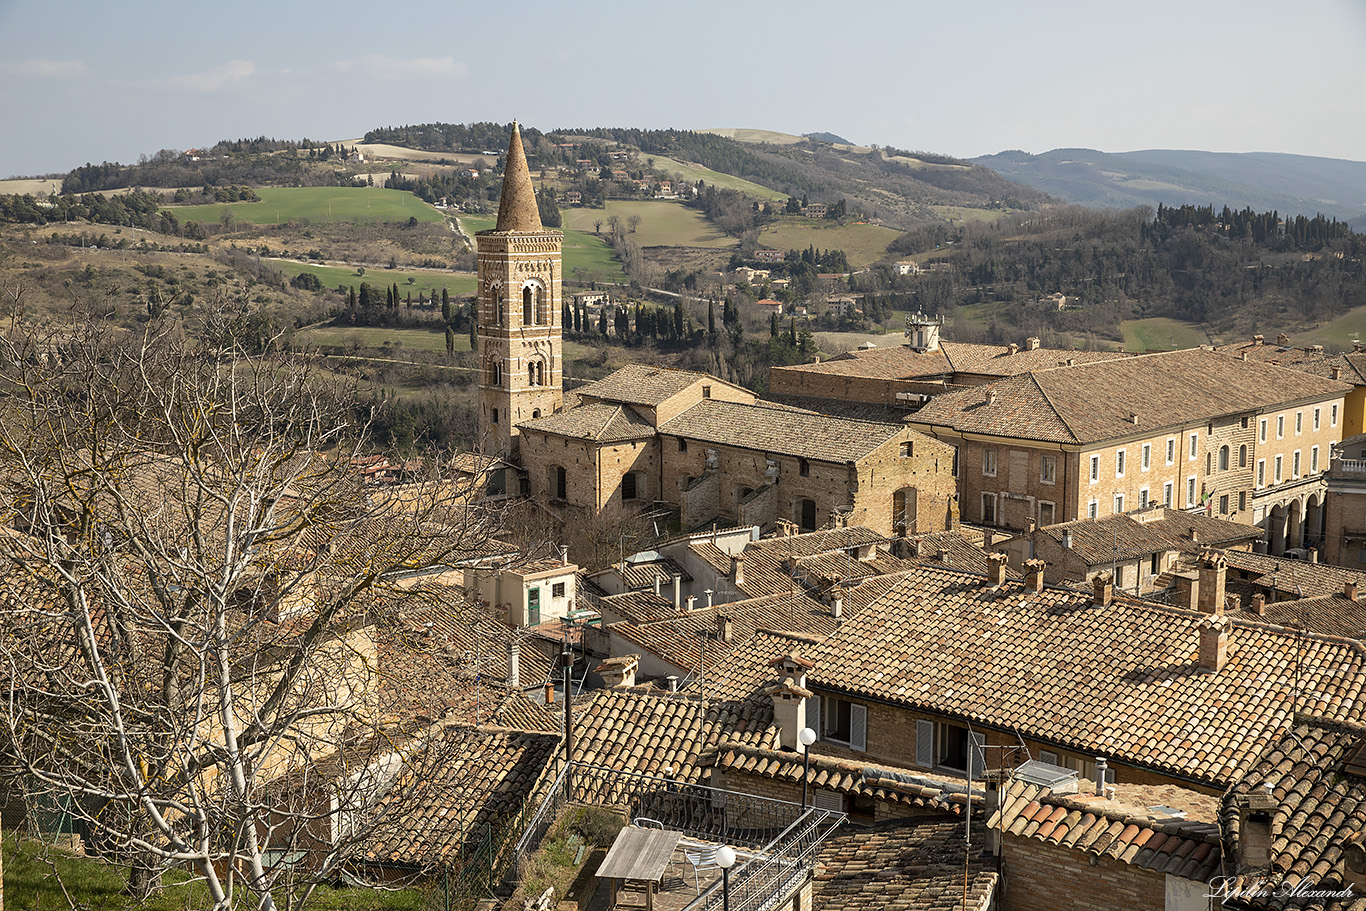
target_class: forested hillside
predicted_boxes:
[854,205,1366,345]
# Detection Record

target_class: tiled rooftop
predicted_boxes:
[718,743,980,816]
[1218,716,1366,908]
[812,818,998,911]
[365,724,561,867]
[691,629,826,702]
[991,777,1222,882]
[569,689,776,782]
[661,399,914,463]
[688,526,893,599]
[903,531,1022,578]
[1040,508,1262,565]
[911,347,1353,444]
[804,565,1366,787]
[1223,550,1366,600]
[574,364,752,408]
[516,401,657,442]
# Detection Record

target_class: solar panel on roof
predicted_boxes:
[1014,759,1079,789]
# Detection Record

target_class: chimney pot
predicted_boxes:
[1094,757,1108,793]
[1308,547,1318,563]
[717,614,733,642]
[731,554,745,587]
[1332,365,1343,380]
[672,573,682,609]
[1025,336,1041,351]
[1277,333,1290,346]
[1253,334,1265,346]
[986,390,998,406]
[686,595,697,611]
[1249,592,1266,615]
[1093,573,1114,607]
[1198,614,1232,671]
[545,679,556,703]
[1346,582,1358,602]
[704,588,715,609]
[559,544,569,563]
[507,640,521,689]
[666,674,679,693]
[653,574,662,597]
[1187,526,1199,543]
[1197,549,1227,615]
[1024,559,1046,593]
[1062,529,1073,549]
[1006,343,1019,356]
[987,552,1008,587]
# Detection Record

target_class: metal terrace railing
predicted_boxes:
[514,760,844,862]
[683,807,845,911]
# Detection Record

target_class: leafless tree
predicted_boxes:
[0,322,510,910]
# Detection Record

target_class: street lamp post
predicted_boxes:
[798,727,817,810]
[716,845,736,911]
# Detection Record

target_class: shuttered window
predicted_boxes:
[916,720,934,768]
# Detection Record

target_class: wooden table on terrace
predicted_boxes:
[596,827,682,911]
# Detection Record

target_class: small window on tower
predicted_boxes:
[492,408,499,424]
[702,385,712,398]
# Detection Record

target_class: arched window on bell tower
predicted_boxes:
[523,287,534,325]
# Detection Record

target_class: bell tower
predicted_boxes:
[476,122,563,459]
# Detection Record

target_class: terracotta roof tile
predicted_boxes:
[517,402,656,442]
[574,363,751,409]
[662,399,916,463]
[804,565,1366,787]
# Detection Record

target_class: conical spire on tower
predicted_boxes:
[495,121,543,232]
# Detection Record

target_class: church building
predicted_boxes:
[476,123,957,539]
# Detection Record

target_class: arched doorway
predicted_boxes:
[1287,498,1304,550]
[1305,493,1324,551]
[1268,504,1287,554]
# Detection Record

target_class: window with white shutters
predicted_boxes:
[849,704,867,752]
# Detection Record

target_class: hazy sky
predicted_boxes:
[2,0,1363,178]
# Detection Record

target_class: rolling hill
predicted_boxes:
[972,148,1366,228]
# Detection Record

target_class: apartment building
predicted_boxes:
[907,348,1350,554]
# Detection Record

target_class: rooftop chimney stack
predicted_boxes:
[666,674,679,693]
[1249,593,1266,616]
[986,390,998,406]
[686,595,697,612]
[507,640,521,689]
[1025,336,1041,351]
[1093,573,1114,607]
[987,552,1009,586]
[717,613,733,642]
[1062,529,1073,549]
[1332,365,1344,380]
[766,677,814,751]
[1197,550,1227,615]
[653,574,662,597]
[1309,548,1319,564]
[598,654,639,688]
[1024,558,1046,593]
[1237,790,1277,868]
[1198,614,1233,672]
[705,588,715,609]
[831,582,844,619]
[1094,757,1108,794]
[672,573,682,610]
[559,545,569,563]
[1253,334,1265,346]
[1006,343,1019,356]
[731,555,746,587]
[1346,582,1359,603]
[1277,333,1290,346]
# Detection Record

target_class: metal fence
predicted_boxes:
[684,808,844,911]
[565,762,812,849]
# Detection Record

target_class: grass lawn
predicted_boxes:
[1120,317,1209,352]
[759,218,902,269]
[298,325,472,353]
[929,205,1011,225]
[561,200,734,249]
[167,187,444,225]
[1287,308,1366,350]
[267,259,477,297]
[2,835,426,910]
[644,154,788,202]
[457,214,625,280]
[813,330,898,355]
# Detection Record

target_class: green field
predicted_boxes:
[929,205,1010,226]
[562,200,734,249]
[1284,308,1366,350]
[759,218,903,269]
[645,155,788,202]
[267,259,477,296]
[456,215,624,280]
[1121,317,1209,352]
[297,325,472,353]
[167,187,445,225]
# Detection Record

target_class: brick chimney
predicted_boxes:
[986,389,998,406]
[598,654,639,688]
[1252,334,1265,346]
[1248,592,1266,616]
[1006,343,1019,356]
[1025,336,1041,350]
[1187,526,1199,544]
[730,554,745,587]
[1198,614,1232,671]
[1197,550,1227,615]
[717,613,733,643]
[987,552,1008,586]
[1024,558,1046,593]
[1093,573,1113,607]
[1236,788,1277,868]
[1276,333,1290,346]
[1346,581,1358,602]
